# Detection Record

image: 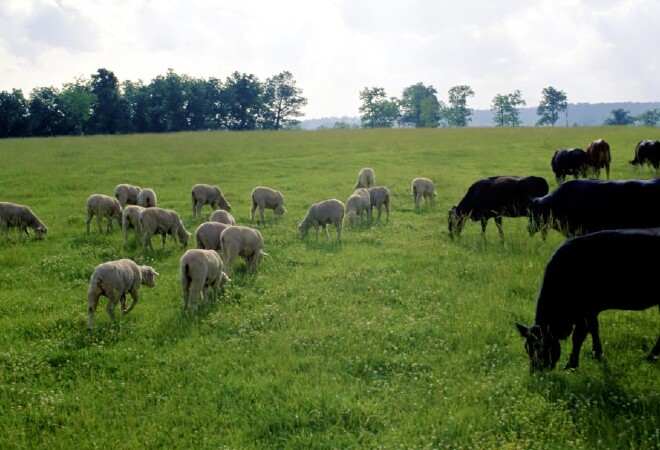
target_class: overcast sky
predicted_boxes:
[1,0,658,118]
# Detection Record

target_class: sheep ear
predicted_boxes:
[152,270,160,277]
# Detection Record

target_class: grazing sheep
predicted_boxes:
[355,168,376,189]
[0,202,47,239]
[87,258,158,330]
[114,184,142,207]
[345,188,371,226]
[86,194,122,234]
[180,249,230,312]
[412,177,436,209]
[298,199,345,241]
[192,184,231,218]
[139,207,190,250]
[195,221,230,251]
[122,205,144,246]
[137,188,157,208]
[251,186,286,223]
[368,186,391,222]
[220,225,267,275]
[209,209,236,225]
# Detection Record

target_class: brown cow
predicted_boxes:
[585,139,611,179]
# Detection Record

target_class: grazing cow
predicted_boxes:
[551,148,588,183]
[448,176,549,238]
[528,179,660,238]
[516,228,660,372]
[630,140,660,172]
[585,139,611,179]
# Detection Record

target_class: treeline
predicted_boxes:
[359,84,660,128]
[0,68,307,138]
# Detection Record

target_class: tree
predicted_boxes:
[536,86,567,126]
[262,71,307,130]
[358,87,400,128]
[445,85,474,127]
[28,87,67,136]
[122,80,150,133]
[604,108,635,126]
[491,90,526,127]
[89,68,124,134]
[400,83,441,128]
[221,72,264,130]
[59,78,94,135]
[0,89,30,138]
[635,109,660,127]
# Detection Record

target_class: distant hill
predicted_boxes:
[301,102,660,129]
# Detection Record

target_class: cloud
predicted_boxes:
[0,0,658,117]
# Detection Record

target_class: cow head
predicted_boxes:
[516,323,561,372]
[447,206,466,238]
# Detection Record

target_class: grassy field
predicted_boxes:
[0,127,659,449]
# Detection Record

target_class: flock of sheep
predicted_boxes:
[0,169,436,330]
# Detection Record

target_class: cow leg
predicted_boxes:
[589,315,603,360]
[494,217,504,239]
[648,335,660,362]
[480,218,488,235]
[566,319,588,369]
[605,164,610,180]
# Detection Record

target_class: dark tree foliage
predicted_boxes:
[400,83,441,128]
[604,108,635,126]
[358,87,400,128]
[0,68,307,138]
[536,86,568,126]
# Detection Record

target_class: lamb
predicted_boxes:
[368,186,391,222]
[180,249,230,312]
[114,184,142,207]
[192,184,231,218]
[355,167,376,189]
[195,221,230,251]
[411,177,436,209]
[345,188,371,226]
[122,205,144,246]
[220,225,267,275]
[137,188,157,208]
[250,186,286,223]
[0,202,48,239]
[209,209,236,225]
[298,199,345,241]
[139,207,190,250]
[86,194,122,234]
[87,258,158,330]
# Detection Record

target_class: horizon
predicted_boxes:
[2,0,660,118]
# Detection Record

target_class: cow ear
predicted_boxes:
[516,323,529,337]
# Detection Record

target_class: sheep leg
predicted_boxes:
[385,201,390,222]
[250,202,258,222]
[124,289,139,314]
[143,233,153,251]
[106,291,119,323]
[314,225,319,240]
[161,233,166,247]
[106,217,113,233]
[377,205,382,221]
[336,221,342,242]
[324,224,330,240]
[87,288,101,330]
[181,269,190,312]
[259,206,265,224]
[494,217,504,239]
[96,215,103,233]
[86,211,93,234]
[248,252,261,273]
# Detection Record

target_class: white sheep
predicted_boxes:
[209,209,236,225]
[180,249,230,312]
[220,225,267,275]
[298,199,345,241]
[0,202,48,239]
[345,188,371,227]
[192,184,231,218]
[355,168,376,189]
[411,177,436,209]
[368,186,391,222]
[250,186,286,223]
[139,207,190,250]
[114,184,142,207]
[86,194,122,234]
[87,258,158,330]
[195,221,230,251]
[122,205,144,246]
[137,188,157,208]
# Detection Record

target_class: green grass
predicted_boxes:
[1,127,659,449]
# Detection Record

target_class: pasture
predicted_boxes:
[0,127,659,449]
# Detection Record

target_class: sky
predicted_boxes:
[0,0,659,118]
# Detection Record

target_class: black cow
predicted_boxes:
[516,228,660,371]
[528,178,660,238]
[630,139,660,171]
[551,148,588,183]
[448,176,549,238]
